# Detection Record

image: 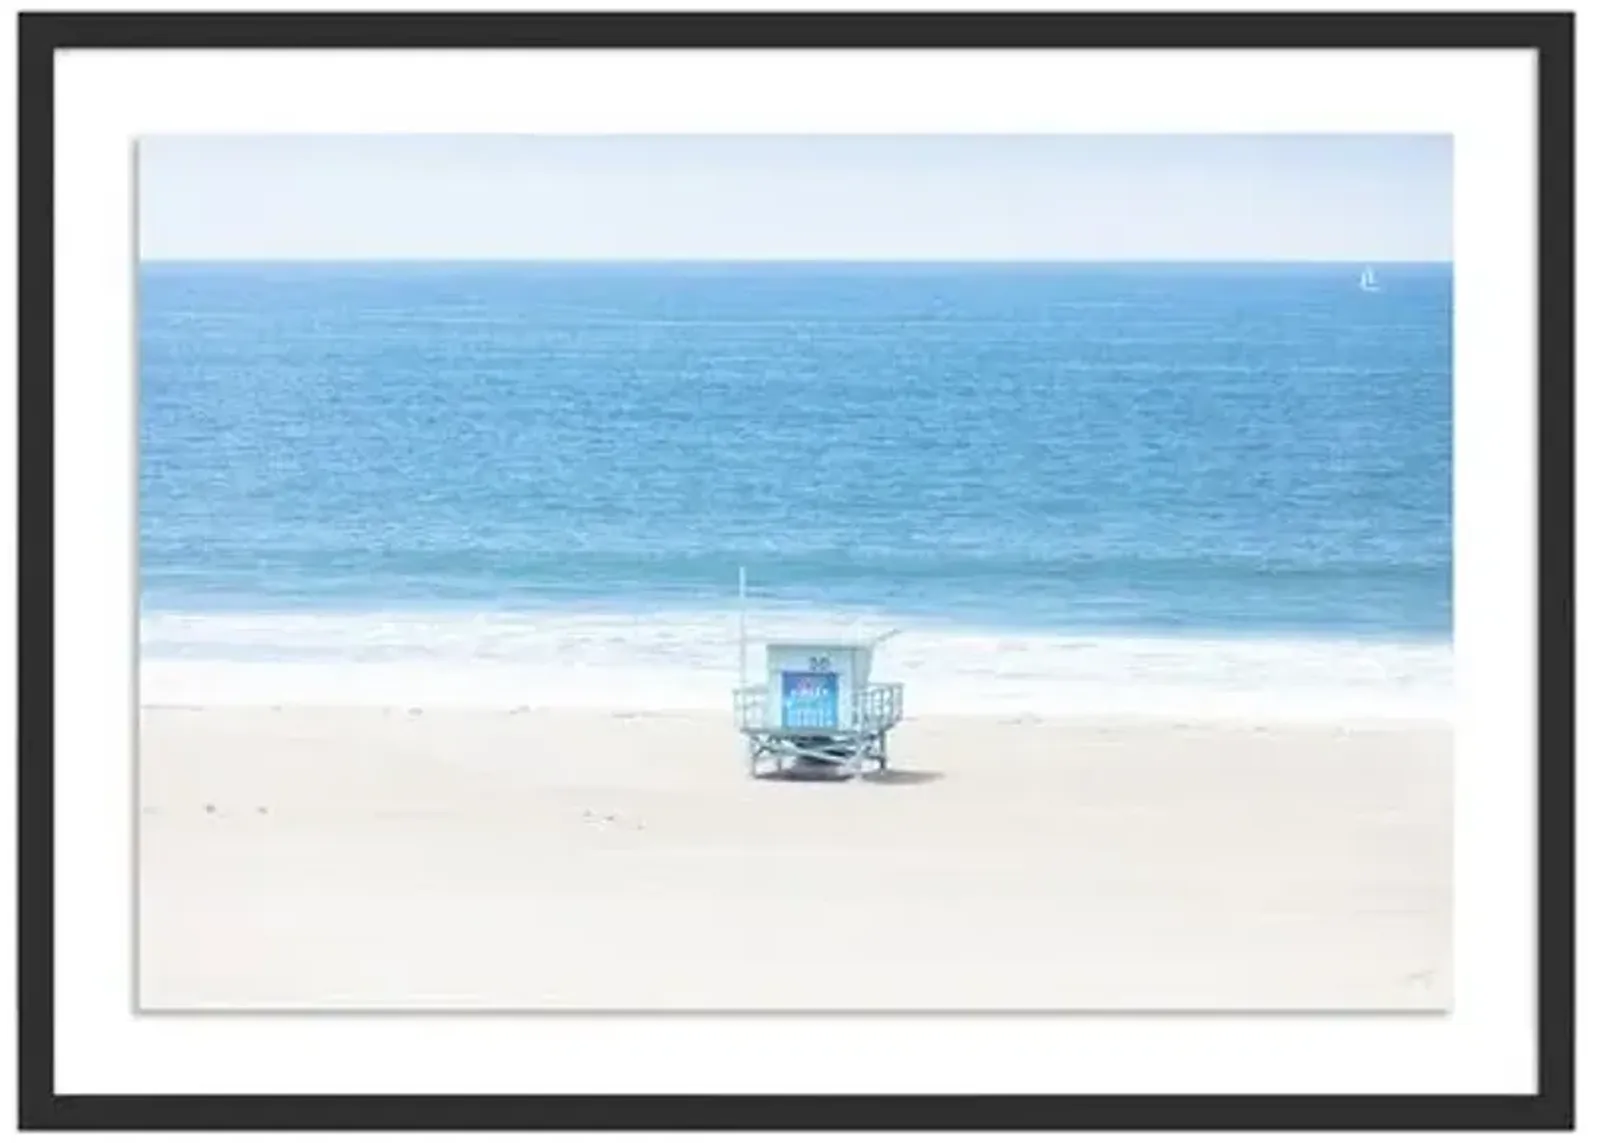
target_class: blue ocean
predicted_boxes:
[138,262,1452,717]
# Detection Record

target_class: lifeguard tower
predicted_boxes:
[730,570,905,779]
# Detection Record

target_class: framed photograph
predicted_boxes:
[16,8,1575,1131]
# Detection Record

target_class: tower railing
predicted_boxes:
[733,682,904,735]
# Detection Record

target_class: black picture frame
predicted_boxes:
[15,9,1575,1132]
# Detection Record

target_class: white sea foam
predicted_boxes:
[138,608,1453,722]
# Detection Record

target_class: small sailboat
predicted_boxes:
[1359,265,1381,293]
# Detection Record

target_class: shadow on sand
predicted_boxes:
[857,768,943,787]
[755,764,944,786]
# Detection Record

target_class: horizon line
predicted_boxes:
[139,256,1455,267]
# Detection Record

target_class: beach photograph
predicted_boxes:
[136,134,1453,1012]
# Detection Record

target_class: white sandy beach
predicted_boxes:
[138,707,1450,1011]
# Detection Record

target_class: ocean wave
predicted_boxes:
[139,608,1452,721]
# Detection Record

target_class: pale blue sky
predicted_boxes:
[138,134,1452,262]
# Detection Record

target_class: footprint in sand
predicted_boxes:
[582,810,641,831]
